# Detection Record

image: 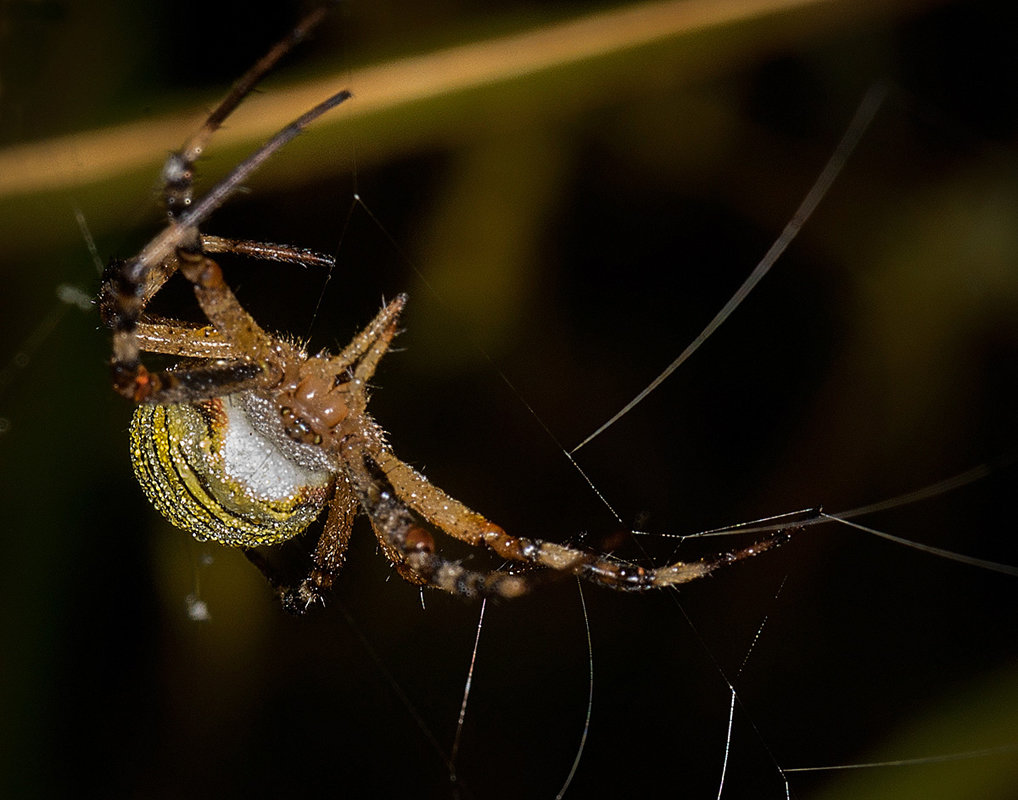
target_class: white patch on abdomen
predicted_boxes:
[220,393,331,502]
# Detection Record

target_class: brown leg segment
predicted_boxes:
[373,451,784,591]
[281,481,359,613]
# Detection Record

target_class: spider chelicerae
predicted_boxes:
[99,9,781,613]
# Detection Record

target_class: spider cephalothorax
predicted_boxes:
[100,9,782,613]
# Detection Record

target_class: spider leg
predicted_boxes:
[174,247,276,359]
[350,452,530,599]
[109,246,285,403]
[281,479,358,613]
[130,317,269,404]
[244,479,358,614]
[114,234,336,361]
[351,448,735,599]
[164,7,331,217]
[104,72,348,344]
[101,237,334,333]
[133,320,240,359]
[371,451,784,591]
[103,81,349,402]
[105,9,339,322]
[325,295,406,379]
[201,234,336,270]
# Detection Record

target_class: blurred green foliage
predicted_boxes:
[1,1,1017,797]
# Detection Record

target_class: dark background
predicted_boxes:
[1,1,1017,797]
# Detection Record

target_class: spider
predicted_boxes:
[99,9,783,613]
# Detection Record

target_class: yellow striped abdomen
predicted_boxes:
[129,392,333,547]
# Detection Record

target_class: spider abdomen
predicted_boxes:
[130,392,333,547]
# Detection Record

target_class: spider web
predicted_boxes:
[1,1,1017,798]
[380,71,1018,797]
